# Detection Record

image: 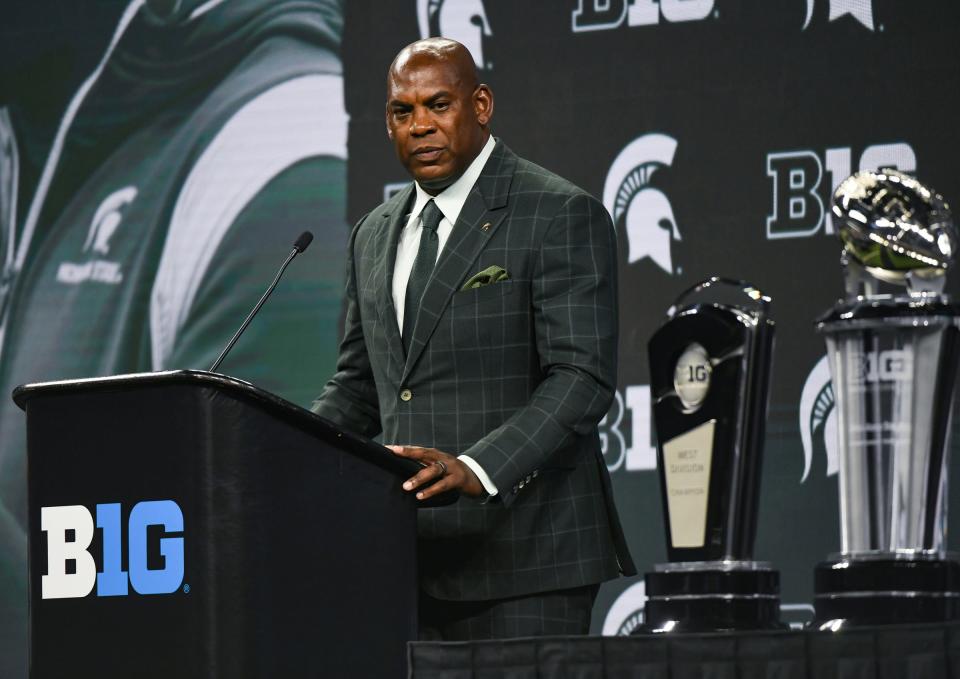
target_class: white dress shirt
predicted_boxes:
[392,135,496,327]
[392,135,499,497]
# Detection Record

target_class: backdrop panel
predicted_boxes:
[341,0,960,635]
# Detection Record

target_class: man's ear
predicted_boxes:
[474,84,494,127]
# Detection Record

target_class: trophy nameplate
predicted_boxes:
[662,419,715,549]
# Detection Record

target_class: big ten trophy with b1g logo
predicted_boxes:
[638,277,782,633]
[813,169,960,629]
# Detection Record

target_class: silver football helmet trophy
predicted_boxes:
[814,169,960,628]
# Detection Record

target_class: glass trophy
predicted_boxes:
[639,277,782,633]
[813,169,960,629]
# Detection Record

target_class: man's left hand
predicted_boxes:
[386,445,485,500]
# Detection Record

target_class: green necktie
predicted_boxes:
[403,199,443,353]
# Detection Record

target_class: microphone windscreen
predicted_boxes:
[293,231,314,253]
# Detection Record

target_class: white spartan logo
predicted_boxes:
[417,0,493,70]
[602,581,647,636]
[803,0,875,30]
[799,354,839,483]
[83,186,138,255]
[603,133,681,274]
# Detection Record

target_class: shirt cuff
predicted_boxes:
[458,455,499,497]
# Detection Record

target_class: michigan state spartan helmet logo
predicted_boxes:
[603,133,681,274]
[799,354,839,482]
[84,186,138,256]
[602,581,647,636]
[417,0,493,69]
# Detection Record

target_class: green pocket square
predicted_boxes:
[461,265,510,290]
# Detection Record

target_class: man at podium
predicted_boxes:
[312,38,635,640]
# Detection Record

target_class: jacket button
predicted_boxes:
[400,388,412,402]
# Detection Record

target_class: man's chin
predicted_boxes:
[415,171,458,195]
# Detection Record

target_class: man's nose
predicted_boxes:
[410,108,435,136]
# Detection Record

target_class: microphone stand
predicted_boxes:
[209,233,312,373]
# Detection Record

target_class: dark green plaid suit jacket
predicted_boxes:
[313,141,635,601]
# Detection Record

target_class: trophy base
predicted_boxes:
[813,554,960,630]
[635,560,784,634]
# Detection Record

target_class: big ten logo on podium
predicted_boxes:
[599,386,658,473]
[572,0,715,32]
[765,142,916,240]
[40,500,184,600]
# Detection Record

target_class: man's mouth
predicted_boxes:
[412,146,444,162]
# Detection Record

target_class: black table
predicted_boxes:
[409,622,960,678]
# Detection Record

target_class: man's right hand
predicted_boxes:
[386,445,485,500]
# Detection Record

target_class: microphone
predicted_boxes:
[209,231,314,373]
[293,231,313,252]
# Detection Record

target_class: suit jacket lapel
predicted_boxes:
[402,142,517,381]
[375,184,414,373]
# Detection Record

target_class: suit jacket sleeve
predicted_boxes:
[310,215,383,438]
[463,191,618,506]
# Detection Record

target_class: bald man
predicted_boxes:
[312,38,635,640]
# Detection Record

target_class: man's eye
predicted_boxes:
[433,102,449,111]
[393,110,410,119]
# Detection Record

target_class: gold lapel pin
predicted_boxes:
[481,222,491,232]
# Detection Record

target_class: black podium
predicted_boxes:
[14,370,422,678]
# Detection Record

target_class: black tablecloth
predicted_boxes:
[409,622,960,678]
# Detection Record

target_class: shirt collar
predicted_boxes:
[409,135,496,228]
